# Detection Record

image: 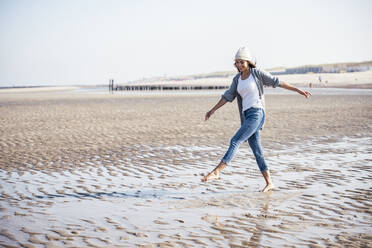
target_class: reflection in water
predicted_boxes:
[202,193,273,247]
[249,201,270,246]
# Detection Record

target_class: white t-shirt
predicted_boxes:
[237,74,264,112]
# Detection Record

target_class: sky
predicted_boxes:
[0,0,371,86]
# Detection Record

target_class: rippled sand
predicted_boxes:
[0,89,371,247]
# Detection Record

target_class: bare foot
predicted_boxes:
[201,171,220,182]
[262,183,275,192]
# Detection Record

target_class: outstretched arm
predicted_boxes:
[281,81,312,98]
[205,97,227,121]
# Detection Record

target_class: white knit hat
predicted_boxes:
[235,46,255,64]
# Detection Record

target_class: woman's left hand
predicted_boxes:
[281,82,312,99]
[300,90,312,98]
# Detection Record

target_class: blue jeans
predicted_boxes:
[221,107,268,172]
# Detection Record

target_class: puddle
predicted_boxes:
[0,136,371,247]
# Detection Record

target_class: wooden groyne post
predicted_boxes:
[109,79,114,93]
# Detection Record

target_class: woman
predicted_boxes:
[201,47,311,192]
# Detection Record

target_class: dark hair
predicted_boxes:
[234,60,256,72]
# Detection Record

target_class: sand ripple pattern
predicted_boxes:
[0,137,371,247]
[0,93,371,247]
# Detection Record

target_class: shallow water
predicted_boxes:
[0,136,371,247]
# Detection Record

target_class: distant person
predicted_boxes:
[318,75,322,83]
[201,47,311,192]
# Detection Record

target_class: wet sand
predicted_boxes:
[0,89,371,247]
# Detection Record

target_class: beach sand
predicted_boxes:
[0,88,371,247]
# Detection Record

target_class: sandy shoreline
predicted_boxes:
[0,90,371,247]
[1,70,372,93]
[0,86,81,94]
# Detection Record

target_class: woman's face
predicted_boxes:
[235,59,249,72]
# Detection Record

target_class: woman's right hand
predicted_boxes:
[204,98,227,121]
[205,109,214,121]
